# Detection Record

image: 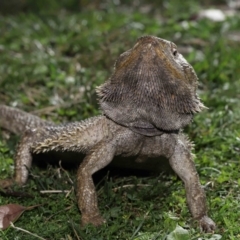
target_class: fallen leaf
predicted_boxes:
[133,231,160,240]
[0,203,40,230]
[198,234,222,240]
[166,225,190,240]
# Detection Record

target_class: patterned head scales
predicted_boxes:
[97,36,205,136]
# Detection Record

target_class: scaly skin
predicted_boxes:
[0,36,216,232]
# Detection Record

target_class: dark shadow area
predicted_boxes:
[32,151,174,183]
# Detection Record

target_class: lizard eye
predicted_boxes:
[172,48,178,56]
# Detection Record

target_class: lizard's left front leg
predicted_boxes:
[169,135,216,233]
[77,141,115,227]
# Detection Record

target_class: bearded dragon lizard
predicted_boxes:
[0,36,216,232]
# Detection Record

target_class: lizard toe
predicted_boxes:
[199,216,216,233]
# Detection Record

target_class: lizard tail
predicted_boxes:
[0,105,54,135]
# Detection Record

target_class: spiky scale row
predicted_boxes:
[32,116,110,154]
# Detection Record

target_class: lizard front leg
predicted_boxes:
[77,141,115,226]
[169,135,216,233]
[0,129,33,188]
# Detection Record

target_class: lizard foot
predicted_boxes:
[0,179,15,189]
[199,216,216,233]
[81,214,106,227]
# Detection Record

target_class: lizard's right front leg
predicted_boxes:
[169,135,216,232]
[77,141,115,227]
[0,129,34,188]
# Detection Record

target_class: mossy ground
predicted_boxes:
[0,1,239,239]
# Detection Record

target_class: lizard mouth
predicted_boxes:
[135,35,166,46]
[133,35,168,54]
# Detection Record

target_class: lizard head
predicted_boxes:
[97,36,206,136]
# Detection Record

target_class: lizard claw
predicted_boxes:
[199,216,216,233]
